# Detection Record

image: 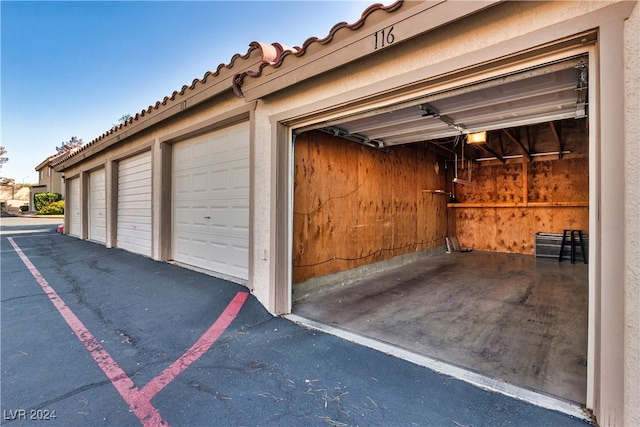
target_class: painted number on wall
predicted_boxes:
[374,26,395,49]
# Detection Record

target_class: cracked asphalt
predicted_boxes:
[1,216,593,426]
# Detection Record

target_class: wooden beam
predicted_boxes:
[549,122,563,159]
[522,155,529,205]
[473,144,505,163]
[447,201,589,208]
[502,129,531,161]
[498,131,506,157]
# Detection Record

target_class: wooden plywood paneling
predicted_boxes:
[455,206,588,254]
[293,131,448,283]
[456,163,524,203]
[528,158,589,202]
[452,118,588,255]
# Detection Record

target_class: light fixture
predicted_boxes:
[466,131,487,145]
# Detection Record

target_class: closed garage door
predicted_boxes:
[88,169,106,243]
[172,121,250,280]
[68,177,81,237]
[118,152,152,256]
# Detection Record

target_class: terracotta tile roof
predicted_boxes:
[37,147,81,170]
[52,52,255,166]
[232,1,402,98]
[53,1,402,167]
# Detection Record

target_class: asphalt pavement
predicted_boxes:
[1,216,594,426]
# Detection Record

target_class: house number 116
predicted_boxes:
[373,26,395,49]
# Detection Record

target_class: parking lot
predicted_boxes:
[1,216,593,426]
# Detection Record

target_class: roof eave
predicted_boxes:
[35,159,51,171]
[236,0,503,102]
[54,45,268,171]
[53,87,240,172]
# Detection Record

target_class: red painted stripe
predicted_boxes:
[8,238,249,427]
[7,238,166,426]
[7,237,167,426]
[140,291,249,400]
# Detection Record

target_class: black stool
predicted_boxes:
[559,229,587,264]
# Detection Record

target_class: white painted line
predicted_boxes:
[0,229,56,235]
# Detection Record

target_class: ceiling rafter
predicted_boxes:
[549,122,563,159]
[473,143,505,164]
[502,129,531,162]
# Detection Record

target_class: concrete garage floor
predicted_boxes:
[293,251,588,405]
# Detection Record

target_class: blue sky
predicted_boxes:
[1,1,385,184]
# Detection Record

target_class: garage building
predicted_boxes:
[53,2,639,425]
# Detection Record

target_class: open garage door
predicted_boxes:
[293,54,589,282]
[172,121,250,281]
[67,177,81,237]
[291,55,590,405]
[88,169,106,244]
[117,152,152,257]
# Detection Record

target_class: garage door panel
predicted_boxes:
[118,200,152,210]
[174,237,191,257]
[119,218,152,230]
[119,154,150,169]
[119,179,152,192]
[175,229,249,276]
[119,212,152,223]
[210,171,228,191]
[188,172,207,192]
[119,186,151,196]
[231,207,250,230]
[119,171,151,182]
[172,122,249,280]
[119,227,152,240]
[191,141,209,159]
[232,166,250,189]
[174,174,193,194]
[89,169,106,244]
[118,152,152,257]
[118,236,151,255]
[68,178,81,237]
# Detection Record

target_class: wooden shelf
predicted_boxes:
[447,201,589,208]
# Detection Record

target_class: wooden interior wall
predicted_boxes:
[452,122,589,254]
[293,131,449,284]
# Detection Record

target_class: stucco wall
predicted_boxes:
[624,2,639,426]
[249,105,274,306]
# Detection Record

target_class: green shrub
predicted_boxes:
[38,200,65,215]
[34,192,62,212]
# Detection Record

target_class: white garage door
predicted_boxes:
[118,152,152,256]
[172,121,250,280]
[68,178,81,237]
[88,169,106,244]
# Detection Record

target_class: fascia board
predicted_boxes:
[240,0,502,102]
[35,159,51,170]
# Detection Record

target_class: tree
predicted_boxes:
[0,146,8,172]
[112,114,131,129]
[56,136,83,154]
